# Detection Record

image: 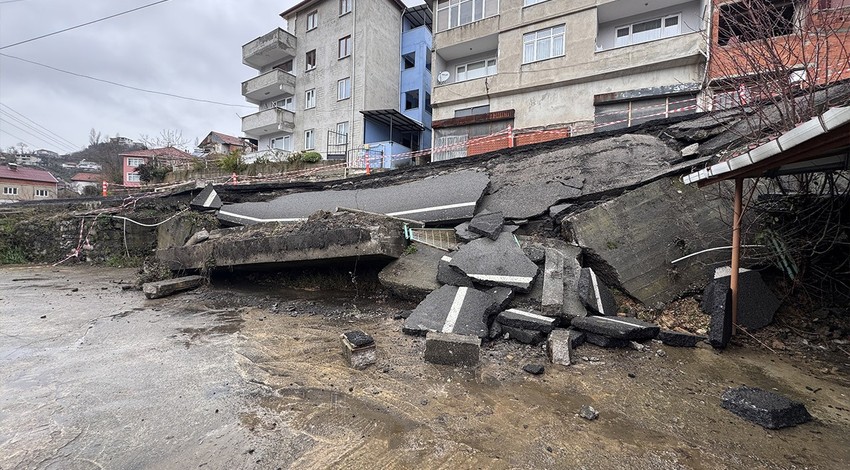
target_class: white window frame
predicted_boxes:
[614,13,681,48]
[304,129,315,150]
[435,0,499,33]
[274,96,294,111]
[127,157,145,167]
[523,0,548,6]
[126,173,141,183]
[305,89,316,109]
[336,122,349,144]
[339,35,351,59]
[35,189,49,197]
[455,57,497,82]
[339,0,351,16]
[3,186,18,195]
[271,135,292,151]
[305,49,316,71]
[306,10,318,31]
[523,25,565,64]
[337,77,351,100]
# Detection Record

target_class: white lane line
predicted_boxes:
[441,256,453,263]
[442,287,468,333]
[387,201,476,217]
[589,269,605,313]
[468,274,533,286]
[505,308,555,323]
[203,189,218,208]
[218,210,306,223]
[594,316,641,327]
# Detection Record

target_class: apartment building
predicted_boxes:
[429,0,710,158]
[241,0,433,166]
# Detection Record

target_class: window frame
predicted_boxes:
[35,188,49,197]
[435,0,499,33]
[336,121,349,144]
[274,96,294,111]
[3,186,18,195]
[304,129,315,150]
[306,10,318,31]
[126,173,141,183]
[404,90,420,110]
[337,77,351,101]
[305,89,316,109]
[339,0,352,16]
[305,49,317,71]
[339,35,351,59]
[614,13,682,48]
[522,25,565,64]
[523,0,548,6]
[402,52,416,69]
[455,57,497,82]
[127,157,145,167]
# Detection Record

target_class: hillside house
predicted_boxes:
[0,164,58,203]
[121,147,193,187]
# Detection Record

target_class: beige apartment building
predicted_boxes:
[429,0,709,158]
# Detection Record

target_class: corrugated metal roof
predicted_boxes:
[0,165,58,184]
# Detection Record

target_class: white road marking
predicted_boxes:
[505,308,555,323]
[387,201,476,217]
[218,210,306,223]
[589,269,605,313]
[202,189,218,208]
[441,256,453,263]
[468,274,533,286]
[442,287,468,333]
[594,316,641,327]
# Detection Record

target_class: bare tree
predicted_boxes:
[139,129,189,149]
[88,128,102,146]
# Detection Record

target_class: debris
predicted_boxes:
[702,267,781,331]
[424,332,480,367]
[541,248,565,316]
[468,211,504,241]
[142,275,204,299]
[568,329,586,349]
[496,308,557,334]
[523,364,545,375]
[378,243,443,300]
[340,330,377,370]
[657,329,706,348]
[449,232,539,292]
[681,143,699,158]
[486,286,514,311]
[453,222,482,242]
[184,229,210,247]
[721,386,812,429]
[488,321,503,339]
[571,316,660,341]
[708,289,734,349]
[190,183,222,211]
[629,341,647,351]
[584,332,630,349]
[403,285,498,338]
[579,405,599,421]
[500,325,546,345]
[576,268,617,316]
[655,349,666,358]
[547,329,573,366]
[436,254,474,287]
[549,203,573,219]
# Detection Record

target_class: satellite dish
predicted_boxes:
[437,71,450,84]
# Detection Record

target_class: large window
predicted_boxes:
[126,173,141,183]
[435,0,499,33]
[340,0,352,16]
[3,186,18,195]
[339,36,351,59]
[304,129,315,150]
[338,77,351,100]
[305,89,316,109]
[614,14,681,48]
[272,96,294,111]
[306,10,318,31]
[271,135,292,151]
[456,58,496,82]
[127,157,145,167]
[454,105,490,117]
[306,50,316,70]
[523,25,565,64]
[718,0,796,46]
[402,52,415,69]
[405,90,419,110]
[594,95,698,131]
[35,189,49,197]
[336,122,349,144]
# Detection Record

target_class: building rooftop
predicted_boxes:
[120,147,193,160]
[0,165,58,184]
[281,0,406,18]
[71,172,103,182]
[202,131,246,147]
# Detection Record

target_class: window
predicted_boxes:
[338,77,351,100]
[305,89,316,109]
[454,105,490,117]
[127,157,145,167]
[523,25,565,63]
[404,90,419,110]
[274,96,294,111]
[402,52,415,69]
[3,187,18,195]
[276,60,293,73]
[336,122,349,144]
[425,92,432,113]
[306,10,318,31]
[305,50,316,71]
[271,135,292,151]
[614,14,681,48]
[340,0,352,16]
[425,48,432,71]
[435,0,499,33]
[339,36,351,59]
[524,0,548,5]
[718,1,796,46]
[304,129,315,150]
[594,94,698,131]
[126,173,141,183]
[35,189,49,197]
[456,58,496,82]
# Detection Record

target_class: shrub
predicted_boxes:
[135,161,171,183]
[218,150,246,173]
[301,151,322,163]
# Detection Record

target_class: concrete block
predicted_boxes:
[571,315,659,341]
[547,329,573,366]
[568,328,586,349]
[701,267,780,331]
[450,232,539,292]
[403,285,497,338]
[424,332,480,367]
[436,254,473,287]
[497,308,557,333]
[468,211,504,240]
[708,288,733,349]
[501,325,546,345]
[584,332,630,348]
[542,248,565,316]
[576,268,617,316]
[378,243,443,300]
[340,331,376,370]
[454,222,482,242]
[142,275,204,299]
[657,329,705,347]
[721,386,812,429]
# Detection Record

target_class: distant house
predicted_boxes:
[70,172,103,195]
[199,131,254,155]
[120,147,193,187]
[16,155,42,165]
[0,163,58,203]
[35,149,60,158]
[76,159,102,172]
[109,136,136,146]
[61,162,78,169]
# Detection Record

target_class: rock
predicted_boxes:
[496,308,557,333]
[568,329,586,349]
[521,244,546,264]
[379,243,444,300]
[701,267,781,331]
[184,229,210,247]
[657,329,706,347]
[454,222,482,242]
[403,285,498,338]
[571,316,659,341]
[468,211,505,240]
[709,288,734,349]
[488,321,503,339]
[424,332,480,367]
[584,332,630,348]
[142,275,204,299]
[190,183,223,211]
[655,349,666,357]
[541,248,565,316]
[629,341,647,351]
[681,143,699,158]
[450,232,539,292]
[500,325,546,345]
[579,405,599,420]
[547,329,573,366]
[436,254,474,287]
[342,330,374,348]
[486,286,515,311]
[721,386,812,429]
[523,364,545,375]
[771,339,786,351]
[576,268,617,316]
[340,331,377,370]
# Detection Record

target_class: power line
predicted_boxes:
[0,103,80,150]
[0,110,77,153]
[0,0,174,50]
[0,0,28,4]
[0,130,35,149]
[0,116,69,151]
[0,53,254,109]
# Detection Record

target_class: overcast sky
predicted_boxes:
[0,0,420,154]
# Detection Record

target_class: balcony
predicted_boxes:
[242,69,296,104]
[242,108,295,137]
[243,28,296,69]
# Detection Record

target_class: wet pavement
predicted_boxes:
[2,266,850,469]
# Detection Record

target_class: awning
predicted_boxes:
[361,109,425,132]
[404,4,432,29]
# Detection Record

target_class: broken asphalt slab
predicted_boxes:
[496,309,557,333]
[403,285,498,338]
[142,275,204,299]
[657,330,706,348]
[468,211,504,240]
[378,243,444,300]
[449,232,539,292]
[190,183,222,211]
[436,254,474,287]
[570,316,660,341]
[721,386,812,429]
[702,267,781,331]
[424,332,480,366]
[577,268,617,316]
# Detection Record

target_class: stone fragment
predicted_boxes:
[488,321,503,339]
[190,183,222,211]
[340,331,376,370]
[547,329,573,366]
[579,405,599,420]
[568,328,586,349]
[486,286,514,311]
[436,254,474,287]
[549,203,573,219]
[424,332,480,367]
[184,229,210,247]
[721,386,812,429]
[571,316,659,341]
[523,364,545,375]
[468,211,505,240]
[681,143,699,158]
[709,289,733,349]
[702,267,781,331]
[497,308,557,333]
[561,246,587,320]
[584,332,630,348]
[142,275,204,299]
[403,285,497,338]
[450,232,539,292]
[542,248,565,316]
[657,329,706,347]
[378,243,443,300]
[576,268,617,316]
[500,325,546,345]
[454,222,482,242]
[522,244,546,263]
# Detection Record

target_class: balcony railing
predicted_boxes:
[242,69,296,104]
[243,28,296,69]
[242,108,295,136]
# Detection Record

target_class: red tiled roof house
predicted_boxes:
[0,164,58,203]
[121,147,193,187]
[70,172,103,195]
[199,131,252,155]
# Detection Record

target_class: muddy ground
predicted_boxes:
[1,266,849,469]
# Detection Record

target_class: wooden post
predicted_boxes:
[730,177,744,335]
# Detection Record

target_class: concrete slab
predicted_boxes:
[340,331,376,370]
[449,233,539,292]
[142,275,204,299]
[571,316,660,341]
[403,285,497,338]
[190,183,222,211]
[486,286,514,311]
[721,386,812,429]
[577,268,616,316]
[547,329,573,366]
[424,332,480,367]
[702,267,780,331]
[542,248,565,316]
[657,330,706,348]
[496,308,557,333]
[468,211,504,240]
[378,243,444,301]
[436,254,473,287]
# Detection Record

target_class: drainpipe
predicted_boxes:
[350,0,357,152]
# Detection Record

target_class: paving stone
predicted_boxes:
[403,285,497,338]
[702,267,781,331]
[542,248,565,316]
[424,332,480,367]
[142,275,204,299]
[657,329,705,347]
[340,332,377,370]
[576,267,617,316]
[547,329,573,366]
[497,308,557,333]
[486,286,514,311]
[721,386,812,429]
[468,211,505,240]
[454,222,482,242]
[501,325,547,345]
[190,183,222,211]
[571,316,659,341]
[436,254,474,287]
[708,288,733,349]
[584,332,630,348]
[450,232,539,292]
[523,364,545,375]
